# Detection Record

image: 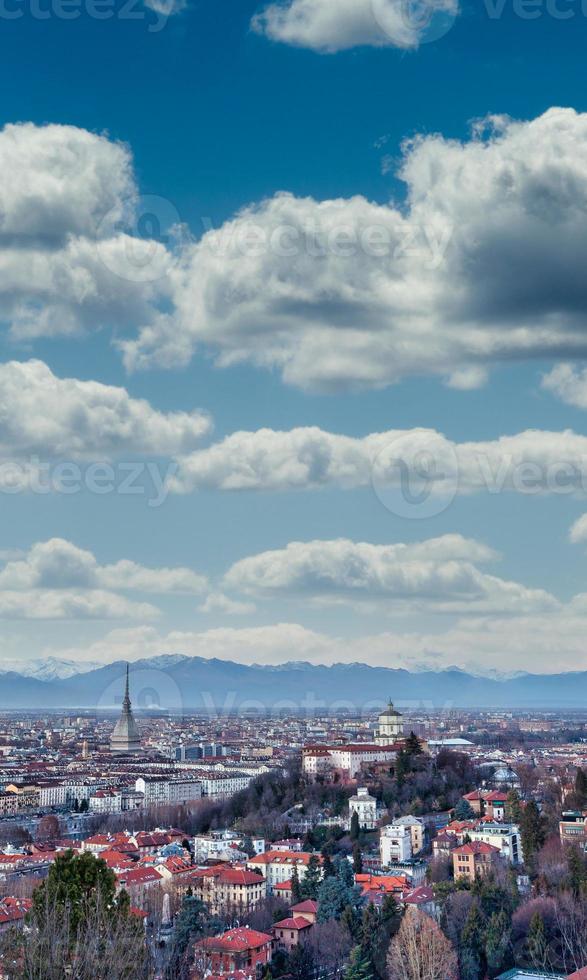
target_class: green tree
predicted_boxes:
[460,902,486,980]
[164,895,216,980]
[32,850,122,937]
[526,911,548,971]
[505,789,523,824]
[301,854,322,900]
[291,865,302,904]
[485,910,511,977]
[453,798,475,821]
[344,945,373,980]
[404,732,423,756]
[352,842,363,875]
[350,811,360,840]
[575,768,587,808]
[566,844,587,899]
[321,848,336,878]
[520,801,546,872]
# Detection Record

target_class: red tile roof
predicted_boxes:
[273,916,313,931]
[198,927,272,953]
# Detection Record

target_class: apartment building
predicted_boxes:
[380,823,413,865]
[247,850,321,895]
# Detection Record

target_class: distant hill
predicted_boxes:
[0,655,585,711]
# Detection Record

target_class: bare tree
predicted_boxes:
[387,909,458,980]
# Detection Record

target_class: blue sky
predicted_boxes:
[2,0,587,676]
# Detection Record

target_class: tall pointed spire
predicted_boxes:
[110,663,142,754]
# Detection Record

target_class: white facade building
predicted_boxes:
[349,788,378,830]
[380,823,413,865]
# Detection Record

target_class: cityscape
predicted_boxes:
[3,0,587,976]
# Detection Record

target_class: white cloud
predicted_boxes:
[569,513,587,544]
[542,364,587,409]
[0,359,209,459]
[171,424,587,498]
[224,536,556,614]
[9,114,587,393]
[119,109,587,391]
[252,0,458,52]
[0,123,172,343]
[0,539,208,596]
[0,590,158,621]
[198,593,257,615]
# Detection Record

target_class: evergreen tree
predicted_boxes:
[352,842,363,875]
[395,749,409,788]
[505,789,523,824]
[287,942,315,980]
[526,911,548,971]
[404,732,423,756]
[290,865,302,904]
[301,854,322,900]
[359,903,380,976]
[520,801,546,872]
[344,945,373,980]
[485,910,511,977]
[321,848,336,878]
[453,798,475,821]
[566,844,587,898]
[460,902,486,980]
[165,894,215,980]
[32,850,122,937]
[575,767,587,808]
[350,811,360,841]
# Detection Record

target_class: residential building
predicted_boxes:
[189,866,266,916]
[194,927,273,976]
[380,823,413,865]
[349,787,378,830]
[453,841,501,883]
[394,815,425,855]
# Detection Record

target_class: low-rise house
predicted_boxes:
[193,927,272,977]
[189,866,266,915]
[453,841,501,883]
[272,914,313,952]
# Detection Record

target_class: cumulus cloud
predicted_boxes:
[0,359,209,459]
[0,591,158,621]
[0,538,208,595]
[0,123,173,343]
[224,536,556,614]
[118,109,587,391]
[542,364,587,410]
[198,593,257,615]
[252,0,458,51]
[171,424,587,498]
[10,114,587,393]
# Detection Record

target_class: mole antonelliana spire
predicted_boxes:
[110,663,142,754]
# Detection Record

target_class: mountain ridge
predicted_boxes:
[0,656,584,710]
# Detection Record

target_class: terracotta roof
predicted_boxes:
[290,900,318,914]
[198,927,272,953]
[453,841,500,856]
[273,916,313,931]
